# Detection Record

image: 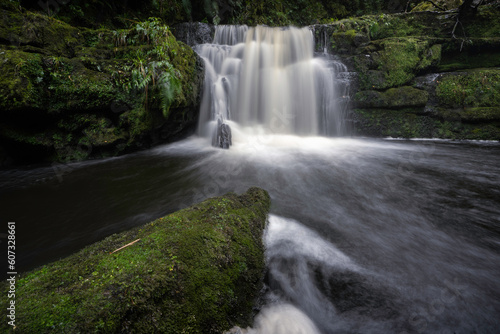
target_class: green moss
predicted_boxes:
[356,37,441,90]
[0,50,45,110]
[411,0,463,12]
[436,69,500,108]
[353,108,500,140]
[353,108,435,138]
[1,11,203,164]
[439,107,500,122]
[0,188,270,333]
[0,125,53,146]
[439,41,500,71]
[464,4,500,38]
[411,2,435,11]
[354,86,429,109]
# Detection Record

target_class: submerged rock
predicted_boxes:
[0,187,270,333]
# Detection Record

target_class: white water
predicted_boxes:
[195,25,349,146]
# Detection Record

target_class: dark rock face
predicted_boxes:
[174,22,215,47]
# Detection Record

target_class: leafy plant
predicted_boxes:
[129,58,180,118]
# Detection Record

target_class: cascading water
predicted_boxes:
[195,25,349,148]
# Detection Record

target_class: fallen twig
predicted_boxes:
[110,239,141,254]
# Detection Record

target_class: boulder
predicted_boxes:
[0,187,271,333]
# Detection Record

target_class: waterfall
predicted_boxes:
[195,25,349,148]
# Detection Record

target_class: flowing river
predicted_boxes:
[1,136,499,333]
[1,24,500,333]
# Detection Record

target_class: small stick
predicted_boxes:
[110,239,141,254]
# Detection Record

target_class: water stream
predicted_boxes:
[195,25,349,148]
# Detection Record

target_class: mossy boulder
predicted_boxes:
[0,9,84,57]
[0,10,204,165]
[0,187,270,333]
[354,38,442,90]
[436,69,500,108]
[352,108,435,138]
[354,86,429,109]
[438,37,500,71]
[462,2,500,38]
[352,108,500,139]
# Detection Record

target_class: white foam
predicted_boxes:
[247,303,321,334]
[265,215,359,271]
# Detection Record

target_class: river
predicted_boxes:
[1,135,499,333]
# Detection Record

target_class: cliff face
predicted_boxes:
[0,187,270,333]
[312,3,500,139]
[0,4,204,166]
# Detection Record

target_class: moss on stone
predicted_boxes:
[436,69,500,108]
[0,50,44,110]
[411,0,463,12]
[0,8,203,164]
[0,187,270,334]
[352,108,435,138]
[464,3,500,38]
[438,38,500,71]
[355,37,441,90]
[439,107,500,122]
[354,86,429,109]
[352,108,500,140]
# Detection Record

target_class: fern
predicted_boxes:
[123,18,182,118]
[158,69,181,118]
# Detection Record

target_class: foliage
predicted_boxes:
[411,0,463,12]
[129,58,181,118]
[120,18,182,118]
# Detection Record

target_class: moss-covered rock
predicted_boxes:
[0,9,204,165]
[354,86,429,108]
[354,37,442,90]
[436,69,500,108]
[463,2,500,38]
[0,187,270,334]
[315,5,500,140]
[352,108,435,138]
[411,0,463,12]
[352,108,500,139]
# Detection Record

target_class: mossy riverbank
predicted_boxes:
[1,187,270,333]
[0,4,204,166]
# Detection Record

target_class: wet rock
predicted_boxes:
[174,22,215,47]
